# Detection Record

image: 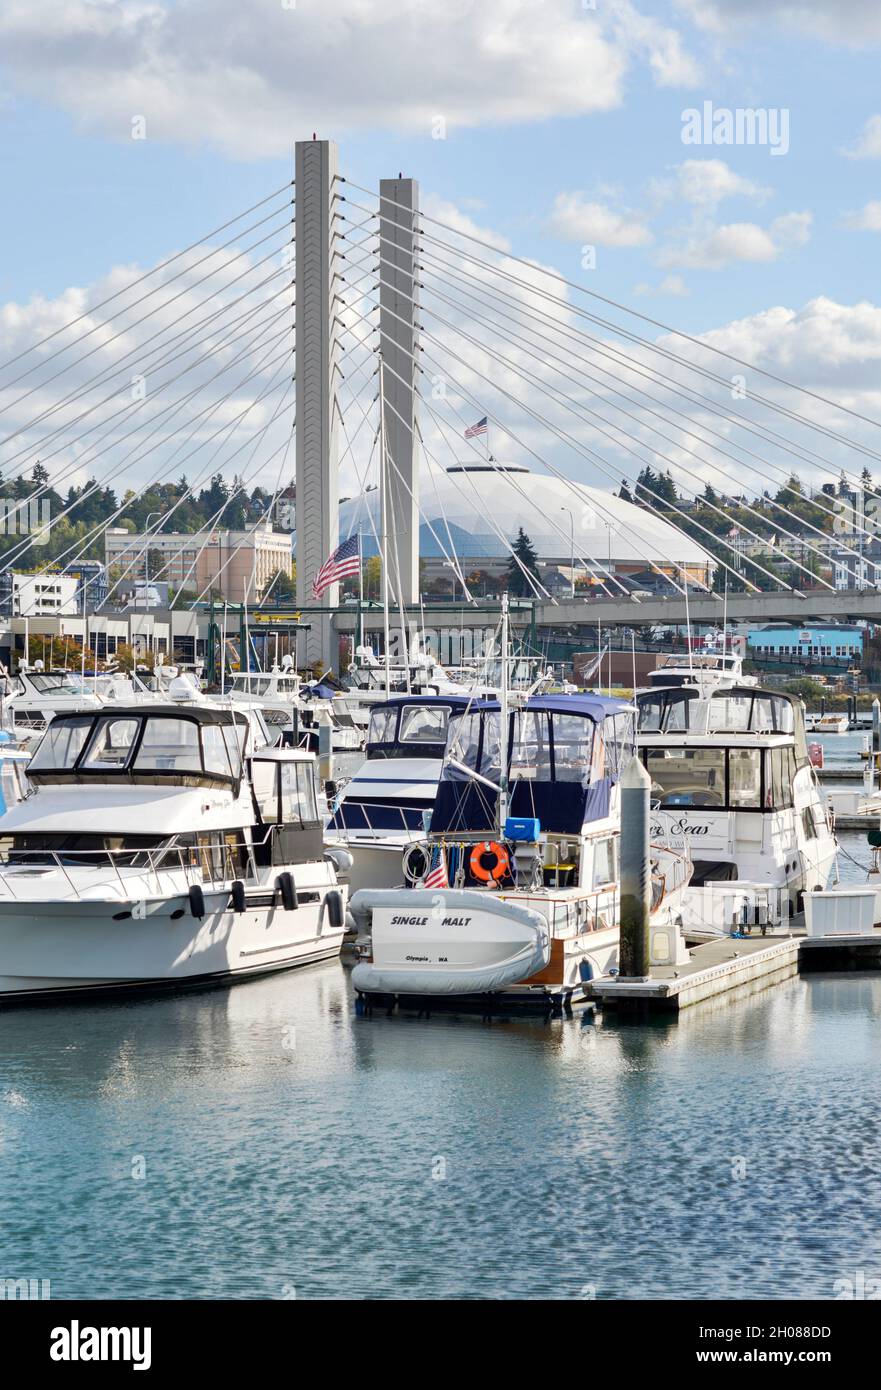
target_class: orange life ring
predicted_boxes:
[470,840,510,882]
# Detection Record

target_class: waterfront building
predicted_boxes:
[747,622,864,662]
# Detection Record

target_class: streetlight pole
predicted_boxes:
[560,506,575,599]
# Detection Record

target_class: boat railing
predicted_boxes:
[0,827,293,900]
[327,797,425,840]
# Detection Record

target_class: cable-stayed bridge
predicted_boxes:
[2,137,881,669]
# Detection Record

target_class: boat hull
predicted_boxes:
[0,893,345,1002]
[349,887,621,1006]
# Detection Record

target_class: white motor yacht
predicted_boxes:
[636,680,837,937]
[0,703,348,1002]
[810,712,850,735]
[326,695,477,890]
[3,666,106,735]
[349,692,690,1012]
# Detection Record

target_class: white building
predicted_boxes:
[105,524,292,603]
[337,462,714,589]
[12,572,80,617]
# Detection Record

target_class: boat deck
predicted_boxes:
[591,913,881,1012]
[590,930,801,1012]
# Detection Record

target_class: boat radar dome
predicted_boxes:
[168,672,206,702]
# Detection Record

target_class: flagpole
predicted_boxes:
[357,530,364,661]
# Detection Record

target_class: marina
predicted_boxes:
[5,5,881,1333]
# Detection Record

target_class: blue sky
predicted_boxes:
[3,0,881,503]
[1,1,880,332]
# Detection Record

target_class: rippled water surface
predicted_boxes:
[2,946,881,1300]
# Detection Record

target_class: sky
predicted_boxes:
[2,0,881,517]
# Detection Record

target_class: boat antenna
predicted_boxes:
[683,564,695,683]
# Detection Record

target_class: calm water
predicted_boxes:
[2,949,881,1300]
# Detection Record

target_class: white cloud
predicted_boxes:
[677,0,881,44]
[0,0,699,157]
[633,274,690,297]
[613,1,703,86]
[546,193,653,247]
[843,201,881,231]
[679,296,881,406]
[660,210,812,269]
[841,115,881,159]
[652,158,771,208]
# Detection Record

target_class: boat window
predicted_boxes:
[0,761,19,810]
[367,708,397,744]
[766,747,794,809]
[606,712,635,776]
[728,748,762,808]
[81,716,140,770]
[7,832,174,868]
[510,710,552,781]
[29,716,93,772]
[592,837,617,888]
[28,673,86,694]
[552,714,594,782]
[644,747,726,808]
[252,760,279,822]
[448,710,485,771]
[202,724,233,778]
[134,717,202,774]
[399,704,449,744]
[222,723,247,773]
[708,695,753,733]
[802,807,817,841]
[637,689,696,733]
[279,762,319,825]
[298,763,319,823]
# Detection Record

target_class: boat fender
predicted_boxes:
[326,890,344,930]
[188,884,206,919]
[470,841,511,883]
[231,880,247,914]
[324,846,354,875]
[276,872,297,911]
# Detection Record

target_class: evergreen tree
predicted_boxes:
[506,527,540,597]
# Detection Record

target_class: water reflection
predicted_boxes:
[0,959,880,1300]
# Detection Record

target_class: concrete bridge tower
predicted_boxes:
[295,138,341,669]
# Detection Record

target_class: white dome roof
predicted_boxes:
[338,463,710,569]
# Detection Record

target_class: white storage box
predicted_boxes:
[804,887,877,937]
[825,790,862,817]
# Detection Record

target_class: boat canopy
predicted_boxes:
[365,695,476,760]
[27,705,249,790]
[432,695,633,834]
[637,685,806,756]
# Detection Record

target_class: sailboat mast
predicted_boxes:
[378,359,391,699]
[499,594,509,831]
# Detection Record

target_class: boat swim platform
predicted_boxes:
[590,922,881,1014]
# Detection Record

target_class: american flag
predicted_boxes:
[311,535,360,598]
[423,844,448,889]
[464,416,487,440]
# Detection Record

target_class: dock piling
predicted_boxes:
[618,756,651,980]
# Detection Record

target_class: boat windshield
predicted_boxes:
[707,690,794,734]
[446,706,624,783]
[366,702,457,757]
[28,709,247,785]
[642,742,798,811]
[22,672,92,695]
[637,688,699,733]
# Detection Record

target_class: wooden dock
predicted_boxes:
[590,933,801,1012]
[590,919,881,1013]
